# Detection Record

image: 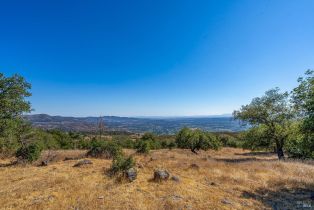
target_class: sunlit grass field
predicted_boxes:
[0,148,313,210]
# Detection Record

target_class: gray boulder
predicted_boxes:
[40,160,49,166]
[154,169,170,182]
[171,176,180,182]
[125,168,137,182]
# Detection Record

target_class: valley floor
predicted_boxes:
[0,148,313,210]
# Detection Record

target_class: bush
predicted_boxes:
[87,140,122,158]
[48,130,74,149]
[109,155,135,175]
[176,128,221,153]
[76,137,92,149]
[161,140,168,149]
[15,143,43,162]
[135,140,150,154]
[285,122,314,159]
[203,132,221,150]
[112,135,135,149]
[238,125,271,150]
[141,132,155,141]
[167,141,176,150]
[218,133,243,148]
[135,132,163,153]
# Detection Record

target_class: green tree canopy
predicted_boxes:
[291,70,314,158]
[0,73,32,135]
[233,88,294,160]
[175,127,220,154]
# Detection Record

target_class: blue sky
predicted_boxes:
[0,0,313,117]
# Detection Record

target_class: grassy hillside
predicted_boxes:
[0,148,313,210]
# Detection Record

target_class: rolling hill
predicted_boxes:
[25,114,248,134]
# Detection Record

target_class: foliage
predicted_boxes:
[233,88,294,159]
[167,141,176,150]
[87,139,122,158]
[218,133,243,148]
[0,73,32,135]
[109,155,135,175]
[135,132,163,153]
[140,132,155,140]
[47,130,75,149]
[175,128,221,153]
[112,135,135,149]
[290,70,314,158]
[15,142,43,162]
[135,139,151,153]
[239,125,273,150]
[0,73,33,155]
[284,122,310,158]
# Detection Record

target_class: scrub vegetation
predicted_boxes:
[0,70,313,209]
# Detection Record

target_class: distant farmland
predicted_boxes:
[25,114,249,134]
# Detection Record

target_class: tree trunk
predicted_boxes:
[276,145,285,160]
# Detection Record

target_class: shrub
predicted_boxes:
[141,132,156,141]
[109,155,135,175]
[135,140,150,154]
[15,142,43,162]
[176,128,221,153]
[34,129,59,150]
[167,141,176,150]
[161,140,168,149]
[48,130,74,149]
[76,138,92,149]
[135,132,163,153]
[218,134,242,148]
[285,122,314,159]
[87,140,122,158]
[142,132,162,149]
[239,125,273,150]
[112,135,135,149]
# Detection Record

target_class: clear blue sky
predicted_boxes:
[0,0,313,117]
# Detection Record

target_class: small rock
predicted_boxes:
[171,176,180,182]
[221,199,232,205]
[40,160,49,166]
[98,196,104,199]
[190,163,200,170]
[170,194,183,200]
[73,159,92,167]
[210,182,216,186]
[184,204,193,210]
[125,168,137,182]
[154,169,170,182]
[150,157,157,161]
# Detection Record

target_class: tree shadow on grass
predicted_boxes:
[214,157,277,163]
[242,184,314,210]
[235,151,276,157]
[0,160,18,167]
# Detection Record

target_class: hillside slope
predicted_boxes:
[0,148,313,209]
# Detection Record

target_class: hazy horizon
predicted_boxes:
[1,1,313,116]
[27,112,233,119]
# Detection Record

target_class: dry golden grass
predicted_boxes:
[0,148,313,210]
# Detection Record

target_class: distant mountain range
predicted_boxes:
[24,114,248,134]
